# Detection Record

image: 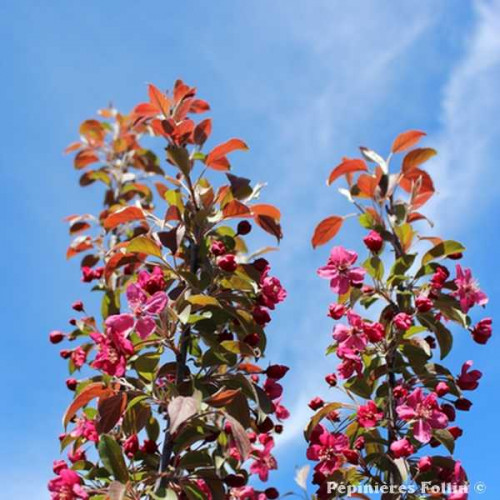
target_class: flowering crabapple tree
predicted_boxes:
[48,81,289,500]
[306,131,492,499]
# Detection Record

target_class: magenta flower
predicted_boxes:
[137,266,166,294]
[306,425,349,475]
[472,317,492,344]
[337,349,363,379]
[332,311,368,352]
[453,264,488,312]
[48,465,88,500]
[457,360,482,391]
[396,388,448,443]
[258,268,287,310]
[357,401,384,428]
[249,434,277,481]
[390,438,414,458]
[317,246,365,295]
[70,416,98,443]
[90,316,135,377]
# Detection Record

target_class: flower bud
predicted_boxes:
[448,426,463,439]
[363,230,383,253]
[415,295,433,313]
[390,438,414,458]
[328,303,346,320]
[435,382,450,397]
[243,333,260,347]
[66,378,78,391]
[308,397,324,410]
[418,456,432,472]
[472,318,492,345]
[217,254,238,272]
[252,306,271,326]
[325,373,337,386]
[50,330,65,344]
[266,364,289,380]
[71,300,84,312]
[454,398,472,411]
[265,488,279,499]
[237,220,252,235]
[210,240,226,256]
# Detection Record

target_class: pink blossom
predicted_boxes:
[91,316,134,377]
[217,253,238,272]
[435,382,450,397]
[390,438,414,458]
[137,266,165,294]
[317,246,365,295]
[123,434,139,458]
[396,388,448,443]
[306,425,349,475]
[328,303,346,319]
[249,434,277,481]
[333,311,367,352]
[230,486,265,500]
[337,349,363,379]
[258,269,287,310]
[48,466,88,500]
[416,295,433,313]
[264,378,283,400]
[71,347,87,368]
[273,399,290,420]
[364,321,385,343]
[357,401,383,428]
[308,397,324,410]
[418,456,432,472]
[457,361,482,391]
[453,264,488,312]
[393,312,413,331]
[70,417,98,443]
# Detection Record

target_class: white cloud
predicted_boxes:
[430,0,500,231]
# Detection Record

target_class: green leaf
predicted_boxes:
[418,314,453,360]
[363,256,384,280]
[187,295,221,307]
[128,236,162,258]
[98,435,129,483]
[345,377,373,399]
[432,428,455,453]
[305,402,348,439]
[220,340,255,356]
[134,352,160,381]
[422,240,465,265]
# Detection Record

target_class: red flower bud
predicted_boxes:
[237,220,252,235]
[266,364,289,380]
[342,449,359,464]
[328,303,346,320]
[308,397,324,410]
[274,424,283,434]
[435,382,450,397]
[441,403,456,422]
[68,448,86,463]
[265,488,279,499]
[416,295,433,313]
[210,240,226,256]
[363,230,383,253]
[472,318,492,345]
[253,306,271,326]
[390,438,414,458]
[217,254,238,272]
[52,460,67,474]
[66,378,78,391]
[71,300,84,312]
[124,434,139,458]
[224,474,247,487]
[253,258,269,273]
[140,439,158,454]
[325,373,337,386]
[50,330,65,344]
[60,349,71,359]
[448,252,463,260]
[448,426,463,439]
[454,398,472,411]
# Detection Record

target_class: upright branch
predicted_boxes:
[306,131,492,500]
[48,80,289,500]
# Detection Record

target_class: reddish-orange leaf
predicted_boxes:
[402,148,437,173]
[251,203,281,221]
[74,149,99,170]
[133,102,159,118]
[327,158,367,186]
[148,84,171,116]
[65,142,82,154]
[419,236,443,246]
[205,139,249,169]
[173,79,194,104]
[400,168,435,209]
[206,388,241,408]
[207,156,230,171]
[104,252,140,282]
[238,363,263,374]
[391,130,426,153]
[194,118,212,146]
[222,200,252,219]
[311,216,344,249]
[103,206,145,230]
[63,383,113,427]
[79,120,105,145]
[66,236,93,259]
[190,99,210,113]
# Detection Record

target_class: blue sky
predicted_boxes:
[1,0,499,498]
